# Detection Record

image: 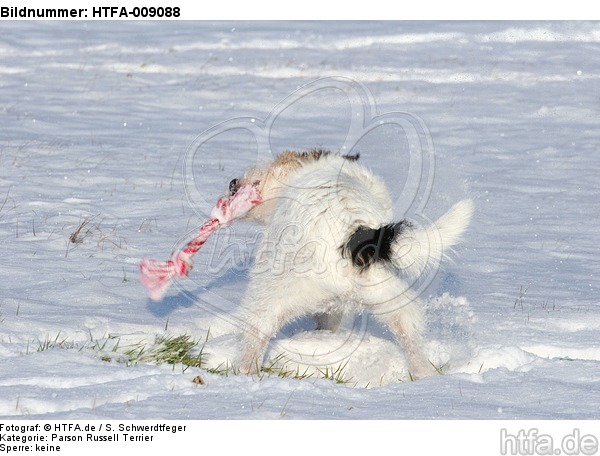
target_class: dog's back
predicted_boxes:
[257,154,395,276]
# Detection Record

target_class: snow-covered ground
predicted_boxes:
[1,20,600,419]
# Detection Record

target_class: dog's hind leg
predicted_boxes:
[359,269,434,379]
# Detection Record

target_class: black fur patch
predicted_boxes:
[303,148,360,162]
[341,220,411,271]
[341,151,360,161]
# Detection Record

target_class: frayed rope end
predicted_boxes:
[140,183,263,301]
[140,252,192,301]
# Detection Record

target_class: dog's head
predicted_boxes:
[227,149,359,224]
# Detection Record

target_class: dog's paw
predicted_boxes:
[408,361,438,380]
[237,356,263,375]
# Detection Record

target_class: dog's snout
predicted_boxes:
[229,178,240,195]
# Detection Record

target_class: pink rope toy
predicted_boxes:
[140,183,263,301]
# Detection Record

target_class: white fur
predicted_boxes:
[235,153,473,378]
[391,199,474,281]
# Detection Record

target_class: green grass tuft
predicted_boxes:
[29,331,360,386]
[122,334,204,369]
[317,360,352,385]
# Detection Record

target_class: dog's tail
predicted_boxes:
[341,199,473,277]
[390,199,474,279]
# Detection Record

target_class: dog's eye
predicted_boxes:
[229,178,240,195]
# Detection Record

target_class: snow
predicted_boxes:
[1,20,600,420]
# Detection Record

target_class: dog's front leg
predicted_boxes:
[237,278,315,374]
[238,316,277,374]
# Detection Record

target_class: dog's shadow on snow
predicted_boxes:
[145,268,249,318]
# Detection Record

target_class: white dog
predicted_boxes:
[227,149,473,378]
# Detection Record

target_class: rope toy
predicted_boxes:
[140,183,262,301]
